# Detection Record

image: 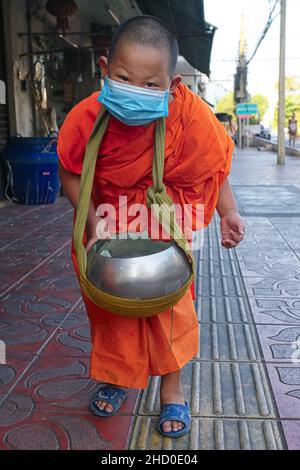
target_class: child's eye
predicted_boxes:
[119,76,129,82]
[146,82,157,88]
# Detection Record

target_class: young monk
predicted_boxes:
[58,15,245,438]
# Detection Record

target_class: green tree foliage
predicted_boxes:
[273,76,300,129]
[276,76,300,93]
[216,92,269,125]
[216,92,235,116]
[250,94,269,122]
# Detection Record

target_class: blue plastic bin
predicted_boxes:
[3,135,60,205]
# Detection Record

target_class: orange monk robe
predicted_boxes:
[57,83,234,389]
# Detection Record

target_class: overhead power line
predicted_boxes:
[212,57,300,63]
[246,0,280,65]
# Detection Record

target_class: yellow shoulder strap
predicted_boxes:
[72,105,195,317]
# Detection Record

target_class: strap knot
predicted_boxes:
[155,183,166,194]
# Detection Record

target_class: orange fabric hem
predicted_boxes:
[89,343,199,390]
[148,344,199,376]
[89,373,148,390]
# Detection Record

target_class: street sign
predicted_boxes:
[236,103,258,118]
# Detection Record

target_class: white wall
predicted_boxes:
[175,56,202,94]
[4,0,33,136]
[3,0,95,137]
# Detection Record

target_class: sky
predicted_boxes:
[203,0,300,124]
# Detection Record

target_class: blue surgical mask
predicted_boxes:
[97,75,170,126]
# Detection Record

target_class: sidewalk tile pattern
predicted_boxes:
[2,148,300,449]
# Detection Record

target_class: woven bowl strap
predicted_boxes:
[73,107,195,306]
[73,105,110,275]
[146,117,195,275]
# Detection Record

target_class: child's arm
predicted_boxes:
[216,176,245,248]
[58,161,100,252]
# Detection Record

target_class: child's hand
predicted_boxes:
[86,235,100,254]
[220,211,245,248]
[86,218,110,254]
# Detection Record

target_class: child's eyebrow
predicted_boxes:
[116,64,160,80]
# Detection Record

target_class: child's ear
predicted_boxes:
[99,56,108,78]
[169,74,182,92]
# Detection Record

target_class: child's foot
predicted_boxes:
[160,371,186,433]
[94,383,130,413]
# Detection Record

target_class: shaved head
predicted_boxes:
[108,15,179,76]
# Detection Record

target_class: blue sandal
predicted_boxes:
[157,400,191,438]
[90,384,129,417]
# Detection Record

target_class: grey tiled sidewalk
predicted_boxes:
[1,147,300,449]
[131,148,300,450]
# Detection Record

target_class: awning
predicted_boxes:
[136,0,216,76]
[75,0,216,76]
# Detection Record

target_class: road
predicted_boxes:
[271,133,300,149]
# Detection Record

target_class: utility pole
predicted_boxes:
[234,14,248,148]
[277,0,286,164]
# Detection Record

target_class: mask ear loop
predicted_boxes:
[165,82,173,111]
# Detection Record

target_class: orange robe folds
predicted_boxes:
[57,83,234,389]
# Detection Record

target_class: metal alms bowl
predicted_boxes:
[86,233,191,299]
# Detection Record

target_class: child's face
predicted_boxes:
[100,39,182,97]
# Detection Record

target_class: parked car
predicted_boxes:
[255,124,271,140]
